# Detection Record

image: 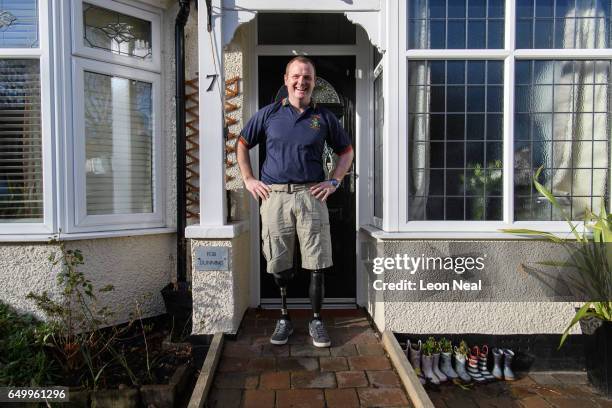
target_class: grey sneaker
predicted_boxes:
[308,319,331,348]
[270,319,293,345]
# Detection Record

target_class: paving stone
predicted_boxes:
[276,389,325,408]
[291,371,337,388]
[223,342,262,357]
[277,357,319,371]
[291,344,331,357]
[357,388,410,407]
[366,370,401,388]
[334,316,370,328]
[243,389,275,408]
[262,344,290,357]
[218,357,250,372]
[214,372,259,389]
[592,397,612,407]
[510,375,537,387]
[330,344,358,357]
[348,355,391,371]
[545,397,587,408]
[259,371,290,390]
[336,370,369,388]
[529,373,562,386]
[518,396,552,408]
[510,386,540,399]
[251,335,272,346]
[357,343,386,356]
[206,387,242,408]
[344,329,379,345]
[320,357,349,372]
[247,357,276,372]
[475,396,522,407]
[287,333,311,345]
[532,385,566,398]
[551,372,589,385]
[324,388,360,407]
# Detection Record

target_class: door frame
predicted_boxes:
[245,16,373,308]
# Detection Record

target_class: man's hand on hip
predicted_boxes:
[245,177,271,200]
[310,181,337,202]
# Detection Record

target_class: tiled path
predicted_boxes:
[206,308,412,408]
[428,371,612,407]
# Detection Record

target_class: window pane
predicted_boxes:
[374,73,383,219]
[408,0,505,49]
[83,2,152,59]
[514,60,611,221]
[0,0,38,48]
[0,59,42,222]
[84,71,153,215]
[257,13,356,45]
[516,0,612,48]
[408,60,504,221]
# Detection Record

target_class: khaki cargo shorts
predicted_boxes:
[260,183,333,274]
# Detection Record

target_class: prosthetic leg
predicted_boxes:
[269,269,295,345]
[273,269,295,320]
[308,269,331,347]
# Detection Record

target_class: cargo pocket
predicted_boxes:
[261,226,272,262]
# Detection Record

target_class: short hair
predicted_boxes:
[285,56,316,77]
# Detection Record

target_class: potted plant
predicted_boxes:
[502,167,612,397]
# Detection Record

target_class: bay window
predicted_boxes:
[403,0,611,230]
[0,0,54,233]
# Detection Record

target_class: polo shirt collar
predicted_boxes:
[282,97,317,110]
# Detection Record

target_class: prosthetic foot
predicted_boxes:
[270,269,295,345]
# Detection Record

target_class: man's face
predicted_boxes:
[284,61,316,104]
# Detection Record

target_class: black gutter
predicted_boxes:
[175,0,190,283]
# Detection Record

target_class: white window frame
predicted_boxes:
[71,0,162,73]
[371,59,384,229]
[70,57,164,232]
[0,0,56,235]
[396,0,612,234]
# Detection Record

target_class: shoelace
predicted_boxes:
[312,321,328,338]
[274,320,289,334]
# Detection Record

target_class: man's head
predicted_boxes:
[284,56,316,108]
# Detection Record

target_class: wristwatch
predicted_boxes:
[329,178,340,188]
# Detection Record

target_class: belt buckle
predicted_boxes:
[287,184,293,193]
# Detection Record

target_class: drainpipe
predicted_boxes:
[175,0,190,283]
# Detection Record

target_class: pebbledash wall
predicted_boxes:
[0,2,186,324]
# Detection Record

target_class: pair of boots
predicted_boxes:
[465,346,515,383]
[492,348,515,381]
[406,340,467,385]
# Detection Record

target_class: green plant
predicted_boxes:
[439,337,452,353]
[502,167,612,347]
[422,337,437,356]
[26,236,128,389]
[456,340,469,356]
[0,302,59,386]
[460,160,503,220]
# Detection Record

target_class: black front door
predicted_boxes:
[258,55,356,305]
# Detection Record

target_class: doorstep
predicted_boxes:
[206,308,413,408]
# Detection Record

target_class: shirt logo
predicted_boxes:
[309,114,321,131]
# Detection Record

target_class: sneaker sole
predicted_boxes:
[311,338,331,348]
[270,328,293,345]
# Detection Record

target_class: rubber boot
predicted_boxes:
[503,349,516,381]
[492,348,504,380]
[478,345,496,382]
[406,340,426,385]
[467,347,486,383]
[421,354,440,385]
[440,351,459,379]
[432,353,447,382]
[453,350,472,383]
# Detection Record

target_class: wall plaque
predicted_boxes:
[194,246,229,271]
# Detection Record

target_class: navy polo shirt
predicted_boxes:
[239,98,352,184]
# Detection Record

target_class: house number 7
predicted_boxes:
[206,74,218,92]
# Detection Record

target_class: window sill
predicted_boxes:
[360,224,584,240]
[185,221,249,239]
[0,227,176,243]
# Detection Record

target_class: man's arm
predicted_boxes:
[309,148,354,202]
[236,140,271,200]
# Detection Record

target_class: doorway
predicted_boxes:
[257,55,357,307]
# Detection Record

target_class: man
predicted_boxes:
[236,56,354,347]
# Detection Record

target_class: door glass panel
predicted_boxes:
[257,13,356,45]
